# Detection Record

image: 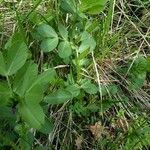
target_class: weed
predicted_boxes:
[0,0,150,149]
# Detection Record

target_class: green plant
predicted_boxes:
[0,0,150,149]
[0,32,56,148]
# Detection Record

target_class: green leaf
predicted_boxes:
[79,38,96,52]
[25,68,55,92]
[19,103,45,130]
[97,84,119,97]
[40,37,58,52]
[79,32,96,53]
[66,84,80,97]
[81,79,98,94]
[85,20,99,33]
[5,41,28,76]
[36,24,57,38]
[80,0,108,14]
[0,106,16,120]
[87,103,100,112]
[17,67,55,132]
[0,51,6,76]
[78,49,89,60]
[19,132,34,150]
[45,89,72,104]
[71,101,89,117]
[13,61,38,96]
[58,23,68,40]
[0,82,12,105]
[131,56,148,74]
[25,68,56,103]
[36,24,59,52]
[128,72,146,90]
[100,99,115,113]
[27,68,56,92]
[108,84,118,95]
[58,41,72,58]
[14,61,56,104]
[60,0,76,13]
[25,85,45,104]
[4,32,24,50]
[127,56,147,90]
[39,117,54,134]
[80,31,91,41]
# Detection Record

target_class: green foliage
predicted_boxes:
[0,52,6,76]
[118,56,149,90]
[58,41,72,58]
[0,32,56,135]
[71,99,115,117]
[0,0,149,149]
[80,0,109,14]
[0,106,16,121]
[124,118,150,150]
[36,24,59,52]
[66,84,80,97]
[80,79,98,94]
[0,33,28,76]
[19,103,45,130]
[58,23,68,40]
[45,89,73,104]
[40,38,58,52]
[36,24,57,38]
[0,82,12,105]
[13,61,38,96]
[60,0,77,13]
[5,41,28,76]
[128,72,146,90]
[71,101,89,117]
[79,31,96,53]
[128,56,149,90]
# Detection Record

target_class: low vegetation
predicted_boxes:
[0,0,150,149]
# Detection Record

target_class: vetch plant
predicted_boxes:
[0,32,56,134]
[0,0,150,149]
